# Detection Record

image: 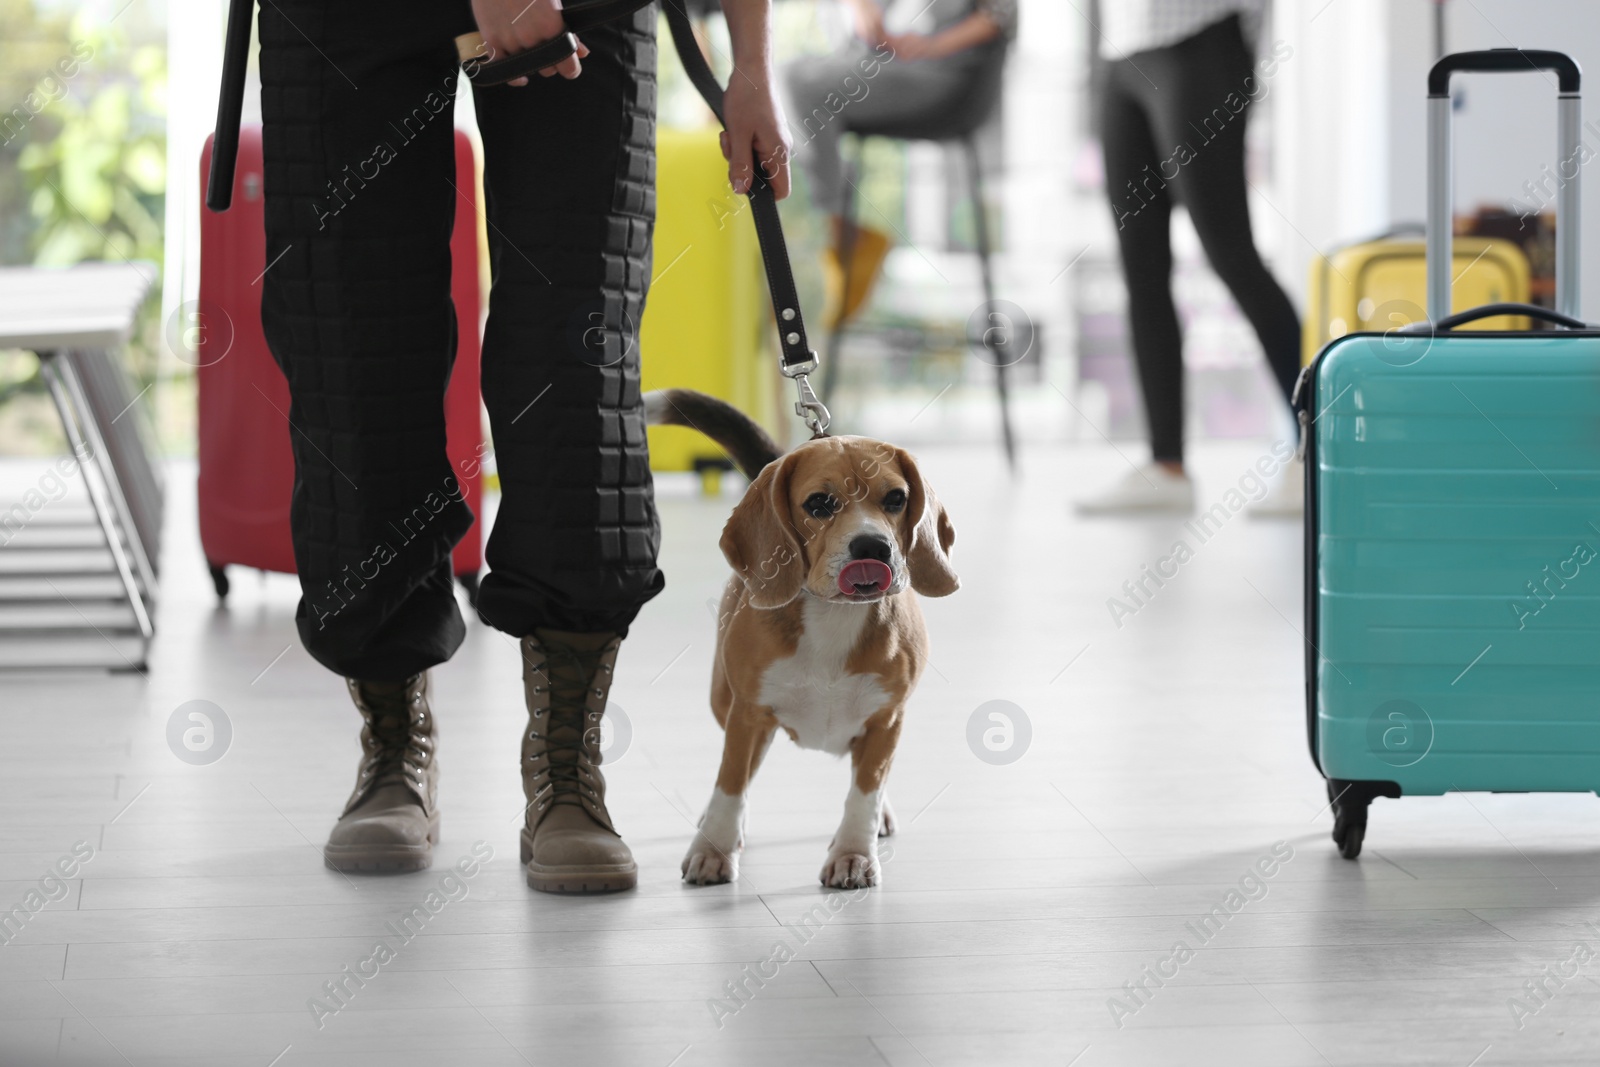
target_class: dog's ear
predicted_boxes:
[895,448,958,597]
[720,453,806,608]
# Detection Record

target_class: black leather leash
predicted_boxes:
[206,0,830,437]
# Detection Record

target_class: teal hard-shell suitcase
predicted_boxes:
[1300,48,1593,858]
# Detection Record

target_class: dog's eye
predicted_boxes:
[803,493,839,519]
[883,488,907,513]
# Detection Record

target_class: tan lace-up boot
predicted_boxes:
[323,673,439,872]
[519,629,637,893]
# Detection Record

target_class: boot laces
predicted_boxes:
[351,678,431,796]
[527,638,609,813]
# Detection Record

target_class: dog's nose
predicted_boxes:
[848,534,893,563]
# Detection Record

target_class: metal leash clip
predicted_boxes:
[782,356,831,437]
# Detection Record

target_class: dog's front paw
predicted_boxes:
[682,836,740,885]
[820,848,879,889]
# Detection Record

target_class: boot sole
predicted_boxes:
[323,812,440,873]
[520,827,637,894]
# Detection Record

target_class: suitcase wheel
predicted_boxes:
[1327,778,1388,860]
[457,572,481,609]
[1332,807,1366,859]
[208,563,230,602]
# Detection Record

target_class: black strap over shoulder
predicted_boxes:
[206,0,256,213]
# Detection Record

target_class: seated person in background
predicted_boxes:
[785,0,1016,327]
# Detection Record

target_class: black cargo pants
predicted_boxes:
[259,0,662,680]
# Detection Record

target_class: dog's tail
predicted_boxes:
[643,389,782,481]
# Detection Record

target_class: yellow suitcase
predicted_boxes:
[1302,231,1530,364]
[641,127,781,488]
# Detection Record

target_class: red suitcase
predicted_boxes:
[196,125,485,603]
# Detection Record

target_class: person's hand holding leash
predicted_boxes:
[719,0,791,199]
[470,0,590,84]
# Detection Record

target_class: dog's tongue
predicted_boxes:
[838,559,893,596]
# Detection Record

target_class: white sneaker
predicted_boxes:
[1075,463,1195,515]
[1250,457,1304,518]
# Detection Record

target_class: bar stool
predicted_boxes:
[821,38,1017,468]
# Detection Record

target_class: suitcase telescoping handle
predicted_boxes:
[1427,49,1582,322]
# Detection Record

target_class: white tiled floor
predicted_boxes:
[7,441,1600,1065]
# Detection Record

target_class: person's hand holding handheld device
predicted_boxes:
[469,0,591,84]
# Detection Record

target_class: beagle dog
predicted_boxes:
[646,389,958,889]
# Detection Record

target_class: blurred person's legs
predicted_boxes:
[1152,15,1299,468]
[1082,14,1300,513]
[260,0,659,887]
[1084,42,1192,513]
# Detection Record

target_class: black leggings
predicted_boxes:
[260,0,662,679]
[1100,14,1300,463]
